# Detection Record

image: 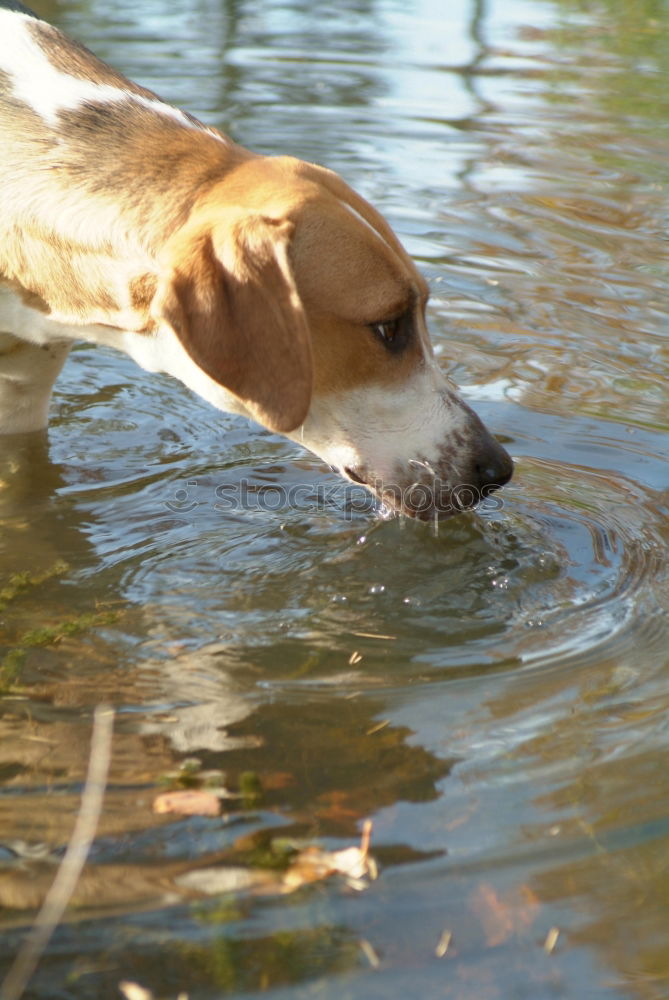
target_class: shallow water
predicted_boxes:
[1,0,668,997]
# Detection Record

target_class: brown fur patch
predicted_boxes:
[153,214,313,432]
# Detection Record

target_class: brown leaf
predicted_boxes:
[469,882,541,947]
[471,883,515,947]
[281,819,377,893]
[153,789,222,817]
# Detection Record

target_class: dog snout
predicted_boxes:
[340,404,513,520]
[440,404,513,514]
[404,435,512,519]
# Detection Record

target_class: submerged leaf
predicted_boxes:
[281,819,377,893]
[153,790,223,817]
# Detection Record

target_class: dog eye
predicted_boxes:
[370,310,414,353]
[372,318,400,345]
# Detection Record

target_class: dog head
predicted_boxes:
[153,154,513,519]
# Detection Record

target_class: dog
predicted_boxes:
[0,0,512,520]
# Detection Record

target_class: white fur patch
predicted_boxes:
[0,11,214,134]
[296,362,464,486]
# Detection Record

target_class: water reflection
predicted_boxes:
[0,433,94,581]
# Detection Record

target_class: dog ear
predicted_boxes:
[154,214,312,433]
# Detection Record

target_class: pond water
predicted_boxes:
[1,0,669,997]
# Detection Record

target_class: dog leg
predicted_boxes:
[0,333,71,433]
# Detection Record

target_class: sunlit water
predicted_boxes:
[1,0,668,998]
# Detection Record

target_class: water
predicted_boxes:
[1,0,668,997]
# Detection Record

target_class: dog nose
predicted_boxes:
[473,435,514,493]
[446,432,512,514]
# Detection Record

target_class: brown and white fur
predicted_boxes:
[0,1,512,520]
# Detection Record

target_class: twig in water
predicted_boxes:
[359,938,380,969]
[0,704,114,1000]
[543,926,560,954]
[435,929,452,958]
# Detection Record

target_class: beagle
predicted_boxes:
[0,1,512,519]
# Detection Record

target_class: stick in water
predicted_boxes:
[0,704,114,1000]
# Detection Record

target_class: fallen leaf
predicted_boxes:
[282,819,377,893]
[280,846,337,893]
[470,883,516,947]
[171,823,379,900]
[469,882,541,947]
[153,789,222,817]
